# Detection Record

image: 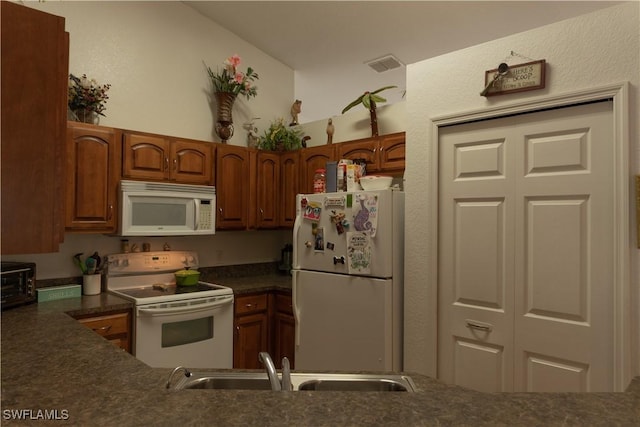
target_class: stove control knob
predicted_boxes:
[110,258,120,267]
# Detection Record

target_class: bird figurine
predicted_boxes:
[326,118,335,144]
[242,118,261,148]
[290,99,302,126]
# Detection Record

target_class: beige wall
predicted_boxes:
[403,2,639,380]
[300,101,406,147]
[13,1,294,277]
[28,1,294,145]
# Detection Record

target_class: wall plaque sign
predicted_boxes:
[482,59,546,97]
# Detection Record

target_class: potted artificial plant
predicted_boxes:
[257,118,303,151]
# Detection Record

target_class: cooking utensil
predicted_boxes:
[480,63,509,96]
[175,269,200,286]
[73,253,87,275]
[85,257,97,275]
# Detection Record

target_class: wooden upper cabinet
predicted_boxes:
[279,151,299,228]
[336,132,405,174]
[122,132,214,185]
[171,139,214,185]
[254,151,280,229]
[337,138,378,169]
[216,144,250,230]
[66,123,120,232]
[1,2,68,254]
[378,132,406,173]
[122,133,169,181]
[299,145,335,194]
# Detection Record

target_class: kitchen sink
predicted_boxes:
[180,375,272,390]
[297,378,411,392]
[172,371,416,392]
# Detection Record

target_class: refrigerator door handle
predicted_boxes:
[292,198,301,269]
[292,270,301,348]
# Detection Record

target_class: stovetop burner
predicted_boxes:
[114,282,228,299]
[105,251,233,305]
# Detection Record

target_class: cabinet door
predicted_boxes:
[216,144,249,229]
[122,132,170,181]
[299,145,335,194]
[171,139,214,185]
[66,124,120,232]
[255,151,280,229]
[337,138,379,172]
[378,132,406,172]
[279,151,299,228]
[1,2,68,254]
[233,293,270,369]
[234,313,269,369]
[273,293,295,369]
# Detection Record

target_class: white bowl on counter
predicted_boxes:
[359,175,393,191]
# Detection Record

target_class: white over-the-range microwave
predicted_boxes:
[118,180,215,236]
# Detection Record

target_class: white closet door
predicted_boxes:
[438,101,614,392]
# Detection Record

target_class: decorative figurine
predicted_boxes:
[290,99,302,126]
[326,118,335,144]
[242,118,261,148]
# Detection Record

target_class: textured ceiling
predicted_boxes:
[184,1,621,72]
[184,1,623,120]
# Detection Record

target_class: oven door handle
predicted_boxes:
[137,295,233,316]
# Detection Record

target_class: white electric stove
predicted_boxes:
[105,251,234,369]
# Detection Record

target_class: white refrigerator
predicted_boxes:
[292,188,404,372]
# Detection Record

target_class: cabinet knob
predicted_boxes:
[173,158,177,171]
[108,205,113,220]
[165,157,169,171]
[92,325,112,333]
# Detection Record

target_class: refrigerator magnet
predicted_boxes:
[330,210,347,235]
[324,195,345,209]
[303,201,322,222]
[314,227,325,251]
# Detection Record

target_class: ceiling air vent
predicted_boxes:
[365,54,404,73]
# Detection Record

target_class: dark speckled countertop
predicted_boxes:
[2,272,639,426]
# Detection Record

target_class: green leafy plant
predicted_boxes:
[68,73,111,116]
[341,85,397,137]
[257,118,303,151]
[205,54,259,100]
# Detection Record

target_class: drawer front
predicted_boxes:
[78,312,129,337]
[235,293,268,315]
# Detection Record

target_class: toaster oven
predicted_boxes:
[1,261,36,309]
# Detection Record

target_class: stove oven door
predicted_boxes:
[134,294,233,368]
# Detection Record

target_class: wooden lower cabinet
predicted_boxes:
[272,292,295,369]
[74,310,132,353]
[233,291,295,369]
[234,293,270,369]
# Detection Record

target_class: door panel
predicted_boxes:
[439,100,614,392]
[454,339,505,392]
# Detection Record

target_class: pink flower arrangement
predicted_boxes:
[206,54,258,100]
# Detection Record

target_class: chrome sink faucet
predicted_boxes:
[258,352,291,391]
